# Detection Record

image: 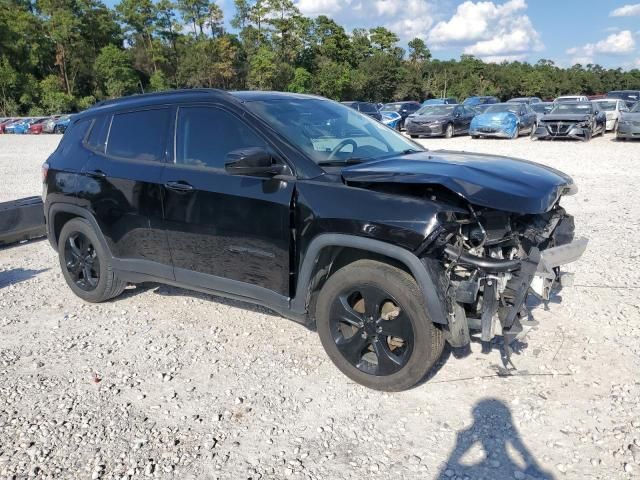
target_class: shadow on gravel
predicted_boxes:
[0,267,49,289]
[436,398,555,480]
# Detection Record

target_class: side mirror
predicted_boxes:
[225,147,286,177]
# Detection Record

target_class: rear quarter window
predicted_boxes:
[57,119,92,157]
[85,115,111,153]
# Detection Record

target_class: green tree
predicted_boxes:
[94,44,139,97]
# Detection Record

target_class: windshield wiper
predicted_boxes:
[317,158,365,166]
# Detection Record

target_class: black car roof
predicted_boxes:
[78,89,326,120]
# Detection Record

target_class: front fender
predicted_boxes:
[291,233,449,325]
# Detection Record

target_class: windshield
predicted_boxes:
[381,103,403,112]
[555,97,580,103]
[594,101,617,111]
[359,103,378,113]
[609,91,639,102]
[245,99,423,165]
[550,103,593,115]
[484,104,519,114]
[531,104,549,113]
[416,105,455,115]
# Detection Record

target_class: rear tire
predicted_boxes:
[58,218,126,303]
[410,135,419,139]
[315,260,444,391]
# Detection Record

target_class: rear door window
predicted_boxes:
[106,108,170,162]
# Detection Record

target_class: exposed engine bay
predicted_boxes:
[434,201,588,362]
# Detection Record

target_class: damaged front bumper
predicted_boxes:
[443,236,588,353]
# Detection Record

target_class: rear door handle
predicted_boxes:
[86,169,106,179]
[164,181,194,192]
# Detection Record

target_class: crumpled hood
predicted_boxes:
[341,151,576,214]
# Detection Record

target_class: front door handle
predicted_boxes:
[164,181,194,192]
[86,169,106,179]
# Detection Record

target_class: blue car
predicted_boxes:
[53,115,73,133]
[463,96,500,107]
[381,111,402,130]
[422,97,458,106]
[470,103,538,139]
[4,118,35,134]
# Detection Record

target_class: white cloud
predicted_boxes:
[567,30,636,63]
[296,0,346,16]
[610,3,640,17]
[426,0,542,59]
[295,0,437,41]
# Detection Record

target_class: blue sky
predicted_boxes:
[105,0,640,68]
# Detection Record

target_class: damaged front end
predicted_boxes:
[430,203,587,360]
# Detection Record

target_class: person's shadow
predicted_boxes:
[436,399,554,480]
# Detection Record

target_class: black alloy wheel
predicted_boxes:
[329,285,414,376]
[315,260,444,391]
[64,232,100,291]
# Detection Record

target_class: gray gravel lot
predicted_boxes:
[1,133,640,479]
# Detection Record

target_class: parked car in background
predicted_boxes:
[470,103,537,139]
[470,104,492,115]
[28,118,50,135]
[0,118,17,133]
[52,114,73,133]
[533,102,606,141]
[592,99,629,132]
[341,101,382,121]
[380,101,421,130]
[406,104,475,138]
[530,102,554,122]
[42,115,62,133]
[507,97,542,105]
[4,118,35,134]
[422,98,458,106]
[380,111,402,130]
[607,90,640,109]
[617,101,640,140]
[462,96,500,107]
[554,95,589,103]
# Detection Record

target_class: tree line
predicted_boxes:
[1,0,639,116]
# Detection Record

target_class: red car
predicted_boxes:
[28,118,49,134]
[0,118,16,134]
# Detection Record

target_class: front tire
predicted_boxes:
[315,260,444,391]
[444,123,454,139]
[511,124,520,139]
[58,218,126,303]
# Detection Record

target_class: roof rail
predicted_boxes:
[88,88,224,110]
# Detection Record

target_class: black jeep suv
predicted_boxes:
[43,90,587,391]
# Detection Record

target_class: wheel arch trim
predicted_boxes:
[46,203,110,253]
[292,234,448,325]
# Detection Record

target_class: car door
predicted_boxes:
[161,104,294,298]
[76,108,173,276]
[452,106,464,133]
[460,106,474,132]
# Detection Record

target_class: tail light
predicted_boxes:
[42,162,49,183]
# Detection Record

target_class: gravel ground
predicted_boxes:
[1,133,640,480]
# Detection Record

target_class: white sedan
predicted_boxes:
[592,99,630,132]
